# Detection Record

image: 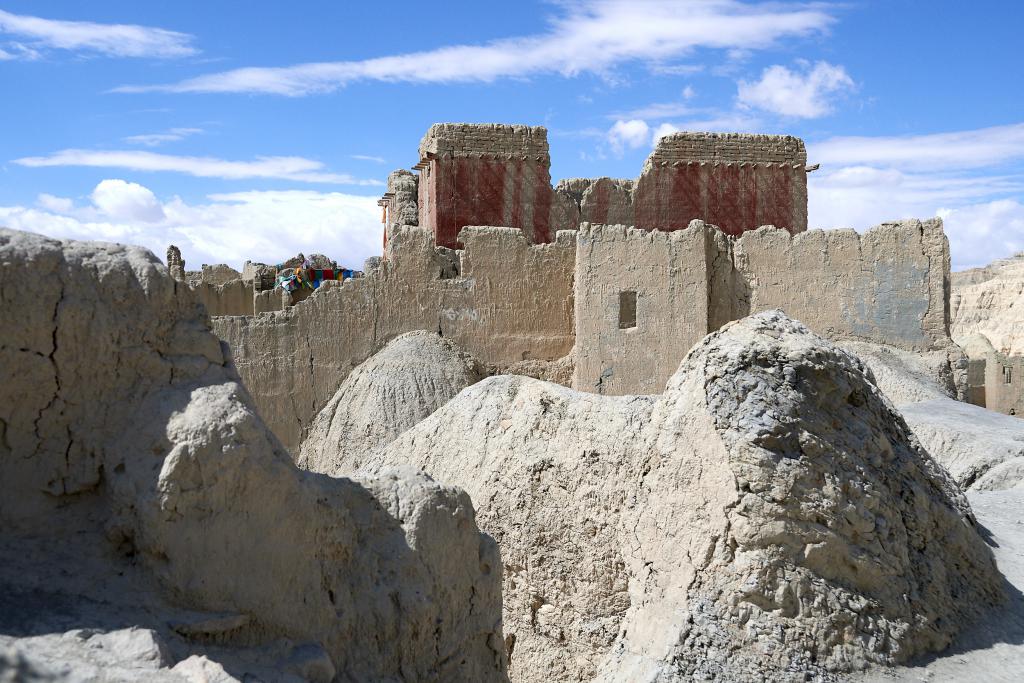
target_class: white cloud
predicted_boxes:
[350,154,386,164]
[37,193,74,213]
[738,61,854,118]
[114,1,834,95]
[649,63,704,76]
[808,164,1024,270]
[13,149,383,186]
[810,123,1024,171]
[0,8,197,59]
[123,127,204,147]
[607,119,650,153]
[651,113,763,143]
[938,200,1024,271]
[0,181,383,270]
[91,179,165,222]
[682,85,696,100]
[799,124,1024,269]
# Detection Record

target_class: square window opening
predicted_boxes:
[618,290,637,329]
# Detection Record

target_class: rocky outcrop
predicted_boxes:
[354,310,1003,682]
[297,330,483,474]
[0,228,507,682]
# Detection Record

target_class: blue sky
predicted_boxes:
[1,1,1022,270]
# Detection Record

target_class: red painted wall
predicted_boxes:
[424,156,554,249]
[634,162,804,236]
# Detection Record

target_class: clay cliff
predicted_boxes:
[0,228,508,682]
[952,253,1024,354]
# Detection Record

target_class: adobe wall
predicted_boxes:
[572,219,952,395]
[982,354,1024,415]
[634,132,808,235]
[958,334,1024,416]
[416,124,573,247]
[572,222,725,395]
[213,225,576,452]
[191,279,255,316]
[734,218,949,350]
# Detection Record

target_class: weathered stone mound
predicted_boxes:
[633,311,1003,680]
[298,330,482,474]
[359,310,1003,682]
[0,228,507,682]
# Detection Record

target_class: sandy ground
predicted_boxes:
[852,489,1024,682]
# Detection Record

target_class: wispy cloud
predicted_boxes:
[806,123,1024,269]
[13,149,383,186]
[350,154,386,164]
[737,60,854,118]
[0,42,40,60]
[0,8,197,59]
[114,1,834,95]
[811,123,1024,171]
[648,63,705,76]
[123,127,204,147]
[610,102,697,121]
[2,181,383,269]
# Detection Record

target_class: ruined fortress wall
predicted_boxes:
[572,219,951,395]
[384,169,419,226]
[983,353,1024,415]
[191,279,254,317]
[579,178,635,226]
[213,225,575,452]
[633,132,808,236]
[401,125,811,248]
[417,124,558,247]
[572,223,712,395]
[734,219,950,351]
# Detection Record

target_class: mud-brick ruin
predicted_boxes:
[5,122,1024,682]
[382,123,808,249]
[186,124,951,451]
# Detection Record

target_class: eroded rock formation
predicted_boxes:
[348,310,1003,682]
[298,330,483,474]
[0,228,507,682]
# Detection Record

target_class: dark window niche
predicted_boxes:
[618,291,637,329]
